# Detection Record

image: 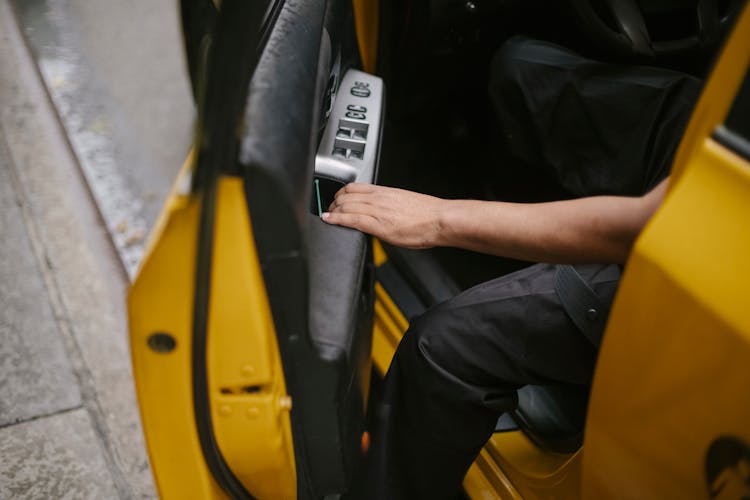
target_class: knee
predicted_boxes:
[492,36,532,63]
[489,36,573,95]
[405,308,465,374]
[488,36,534,92]
[488,36,545,126]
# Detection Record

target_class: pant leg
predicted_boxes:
[361,263,621,500]
[488,36,702,197]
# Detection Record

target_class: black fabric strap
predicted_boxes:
[554,265,608,345]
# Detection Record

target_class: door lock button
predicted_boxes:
[347,104,367,113]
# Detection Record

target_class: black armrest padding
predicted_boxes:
[307,215,368,362]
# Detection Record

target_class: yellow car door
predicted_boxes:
[583,3,750,497]
[128,0,383,498]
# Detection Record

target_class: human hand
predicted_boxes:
[322,183,448,249]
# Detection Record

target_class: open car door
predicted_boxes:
[582,4,750,497]
[128,0,384,498]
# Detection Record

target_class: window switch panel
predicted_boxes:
[315,69,384,185]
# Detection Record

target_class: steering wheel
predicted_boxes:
[567,0,743,59]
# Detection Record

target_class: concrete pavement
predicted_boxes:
[14,0,194,277]
[0,0,177,496]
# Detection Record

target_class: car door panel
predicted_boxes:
[130,0,380,497]
[583,4,750,497]
[238,0,381,495]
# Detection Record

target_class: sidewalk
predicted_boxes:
[0,1,156,497]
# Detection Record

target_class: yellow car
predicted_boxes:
[128,0,750,498]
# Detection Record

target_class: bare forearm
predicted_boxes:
[323,179,668,264]
[438,195,651,264]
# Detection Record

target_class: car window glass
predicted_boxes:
[714,66,750,160]
[725,67,750,141]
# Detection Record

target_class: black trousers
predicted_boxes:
[361,37,701,499]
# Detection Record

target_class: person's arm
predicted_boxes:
[322,178,668,264]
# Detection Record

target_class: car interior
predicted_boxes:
[363,0,741,461]
[183,0,743,496]
[376,0,742,286]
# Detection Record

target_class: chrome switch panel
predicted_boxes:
[315,69,384,185]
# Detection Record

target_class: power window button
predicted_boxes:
[351,87,371,98]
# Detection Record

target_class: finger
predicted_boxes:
[342,182,377,194]
[330,184,375,210]
[330,201,381,218]
[333,184,376,204]
[321,211,381,235]
[332,183,371,201]
[328,193,380,212]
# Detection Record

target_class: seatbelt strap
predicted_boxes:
[554,265,608,345]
